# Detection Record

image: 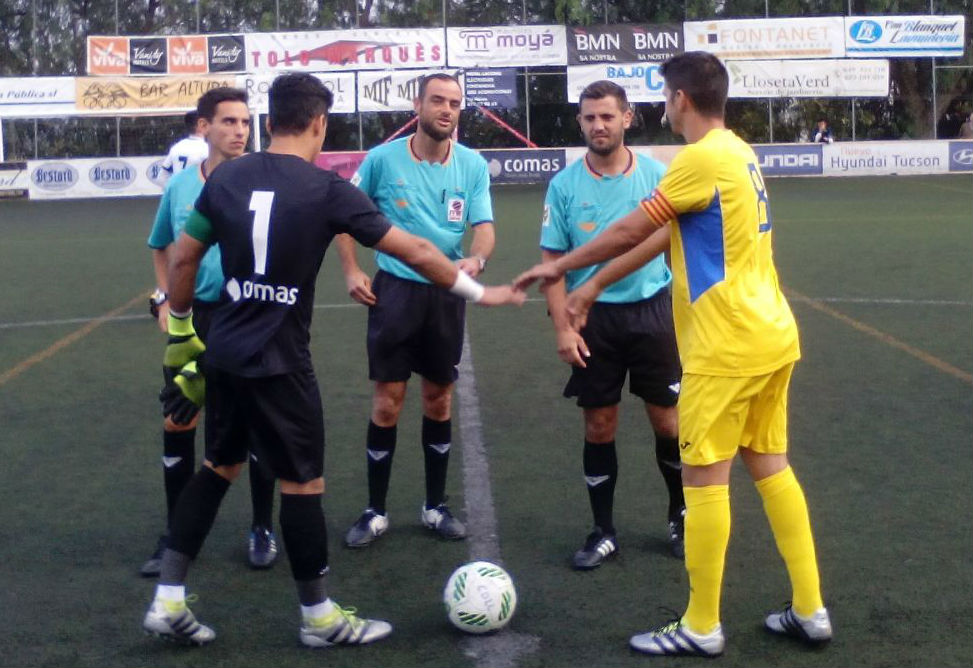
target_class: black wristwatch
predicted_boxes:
[149,289,168,318]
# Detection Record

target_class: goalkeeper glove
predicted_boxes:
[160,360,204,425]
[163,311,205,374]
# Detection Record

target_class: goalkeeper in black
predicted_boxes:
[142,72,524,648]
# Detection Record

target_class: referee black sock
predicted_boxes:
[166,466,231,561]
[654,432,685,520]
[248,451,276,529]
[279,492,330,604]
[422,416,451,509]
[366,421,396,515]
[583,439,617,535]
[162,428,196,530]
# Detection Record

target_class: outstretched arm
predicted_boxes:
[456,222,495,278]
[335,233,376,306]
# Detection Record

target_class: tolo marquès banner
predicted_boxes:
[238,73,356,113]
[726,59,889,98]
[358,70,462,112]
[244,29,445,73]
[447,26,566,67]
[75,76,237,112]
[567,63,665,103]
[684,17,846,59]
[567,24,683,64]
[845,15,965,58]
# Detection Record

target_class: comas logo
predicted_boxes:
[89,159,135,190]
[31,163,78,191]
[850,20,883,44]
[226,277,298,305]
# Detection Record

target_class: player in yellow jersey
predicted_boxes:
[514,51,830,657]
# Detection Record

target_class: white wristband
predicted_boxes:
[449,269,485,303]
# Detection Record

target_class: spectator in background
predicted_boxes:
[812,119,834,144]
[959,112,973,139]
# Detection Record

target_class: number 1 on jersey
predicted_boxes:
[249,190,275,275]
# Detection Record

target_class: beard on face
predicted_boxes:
[418,114,455,141]
[585,132,622,156]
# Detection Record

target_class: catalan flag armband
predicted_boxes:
[639,190,677,229]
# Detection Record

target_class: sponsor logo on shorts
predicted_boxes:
[679,440,691,450]
[226,277,298,305]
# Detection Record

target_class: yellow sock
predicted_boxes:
[755,466,824,617]
[682,485,730,634]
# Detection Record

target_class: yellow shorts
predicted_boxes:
[678,363,794,467]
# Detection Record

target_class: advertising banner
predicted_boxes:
[845,15,965,58]
[358,69,462,112]
[87,36,130,75]
[314,151,367,180]
[244,28,446,73]
[207,35,247,73]
[726,59,889,98]
[684,17,846,59]
[480,148,565,184]
[0,77,76,118]
[75,75,237,112]
[447,25,567,67]
[949,141,973,172]
[238,72,356,114]
[567,63,665,103]
[567,24,682,65]
[463,69,518,109]
[167,36,208,74]
[822,141,950,176]
[27,156,166,200]
[752,144,823,176]
[0,162,29,194]
[129,37,168,75]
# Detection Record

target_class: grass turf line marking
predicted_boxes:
[0,291,148,388]
[788,288,973,385]
[456,330,540,668]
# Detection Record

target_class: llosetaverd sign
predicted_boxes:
[845,15,965,58]
[726,59,889,98]
[684,17,846,59]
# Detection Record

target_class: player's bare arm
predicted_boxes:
[540,249,590,368]
[455,222,495,279]
[374,226,524,307]
[514,205,658,291]
[335,233,377,306]
[167,232,207,314]
[566,225,671,331]
[151,247,171,332]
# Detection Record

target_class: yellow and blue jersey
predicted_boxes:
[352,135,493,284]
[639,129,800,376]
[541,150,671,303]
[147,165,224,302]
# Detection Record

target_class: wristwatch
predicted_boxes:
[474,255,488,272]
[149,289,168,318]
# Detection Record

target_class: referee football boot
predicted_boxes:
[765,604,832,645]
[344,508,389,548]
[420,502,467,540]
[248,526,279,569]
[143,597,216,646]
[630,618,725,657]
[300,602,393,648]
[572,527,618,570]
[139,534,167,578]
[667,508,686,559]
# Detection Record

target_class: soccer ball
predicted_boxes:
[443,561,517,634]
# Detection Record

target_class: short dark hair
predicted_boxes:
[183,111,199,132]
[268,73,333,135]
[578,80,630,112]
[196,87,248,122]
[417,72,461,101]
[660,51,728,118]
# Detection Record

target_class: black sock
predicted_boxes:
[422,416,451,508]
[166,466,231,561]
[279,493,330,604]
[583,439,617,535]
[248,451,276,529]
[366,421,396,514]
[162,429,196,530]
[654,433,685,520]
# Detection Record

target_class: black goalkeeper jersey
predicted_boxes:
[192,152,391,377]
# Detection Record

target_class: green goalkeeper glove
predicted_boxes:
[163,311,205,373]
[160,360,204,425]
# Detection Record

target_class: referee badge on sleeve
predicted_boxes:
[447,197,465,222]
[542,204,551,226]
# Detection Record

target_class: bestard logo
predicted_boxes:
[226,277,298,305]
[32,162,78,191]
[89,159,135,190]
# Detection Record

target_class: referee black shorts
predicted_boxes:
[366,270,466,386]
[203,361,325,483]
[564,289,682,409]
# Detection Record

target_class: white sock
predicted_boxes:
[301,598,336,622]
[155,584,185,603]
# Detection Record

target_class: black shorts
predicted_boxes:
[366,270,466,386]
[203,362,325,483]
[191,298,218,341]
[564,290,682,409]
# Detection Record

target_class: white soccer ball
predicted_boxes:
[443,561,517,634]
